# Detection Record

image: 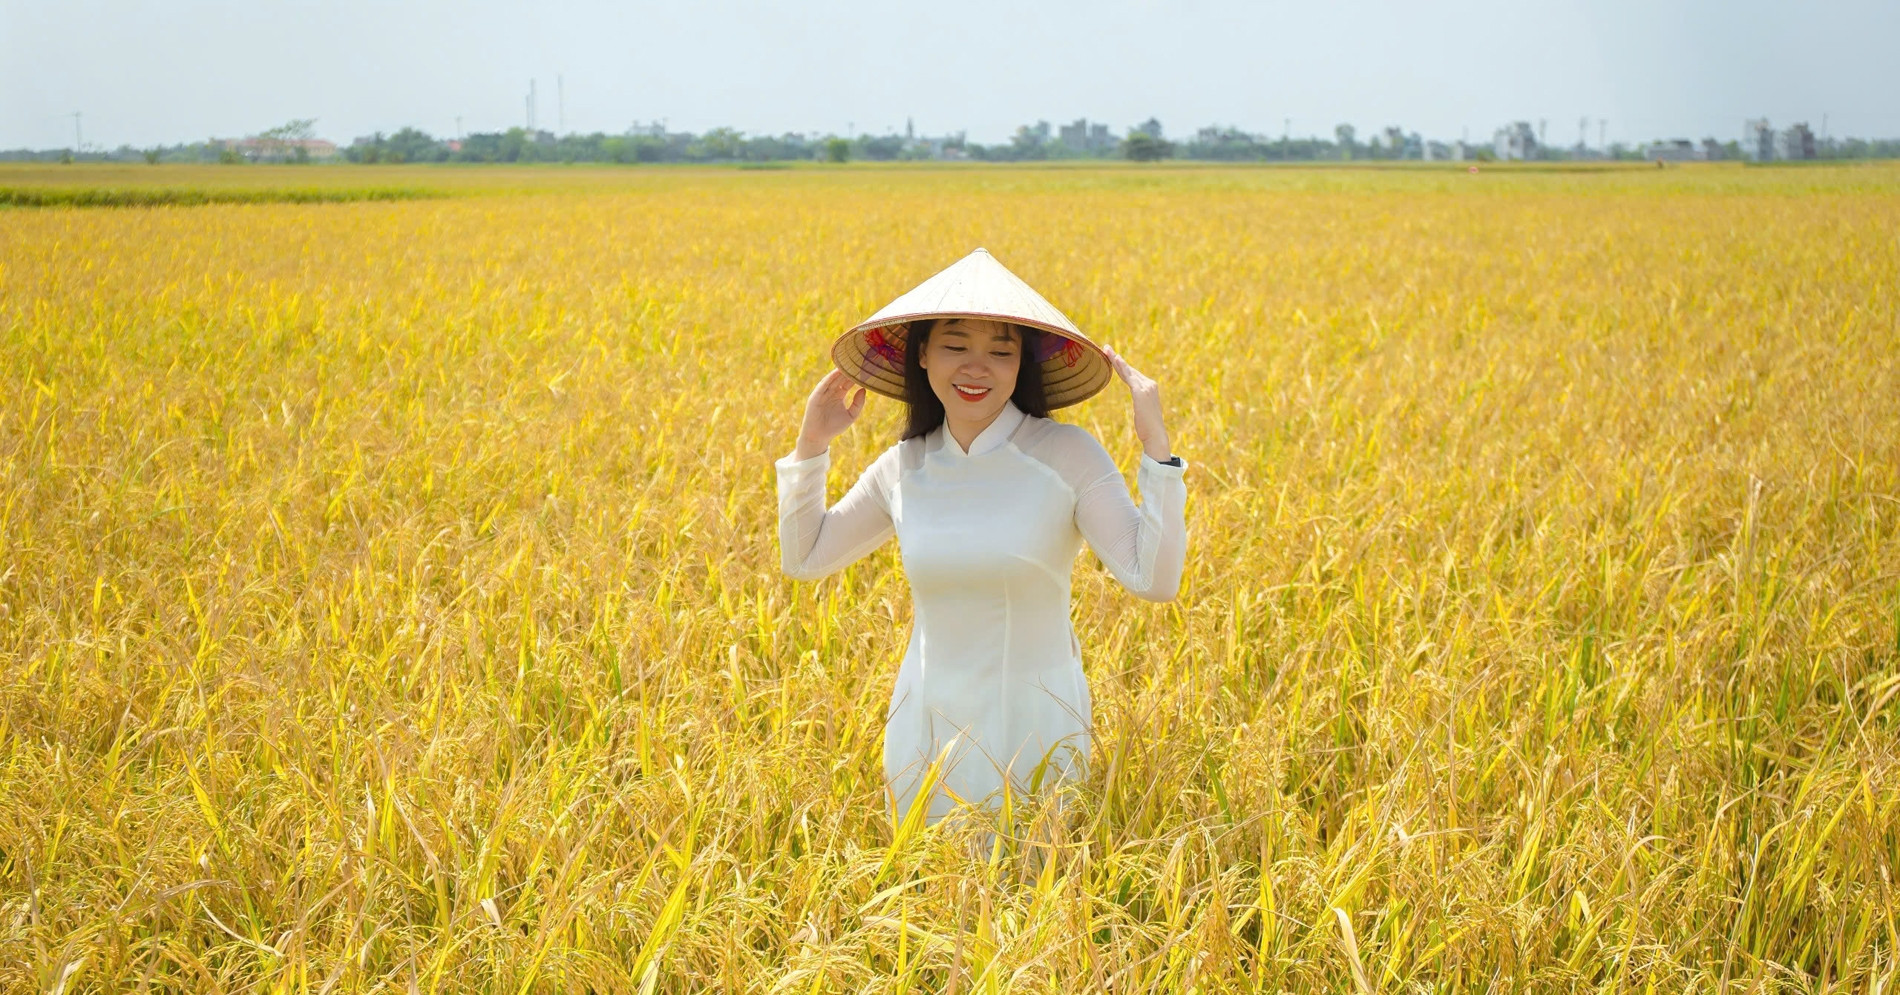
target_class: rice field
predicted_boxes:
[2,161,1897,993]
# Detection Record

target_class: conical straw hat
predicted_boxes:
[831,248,1112,409]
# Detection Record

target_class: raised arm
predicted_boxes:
[776,368,895,580]
[1075,343,1187,600]
[1072,444,1189,601]
[776,446,898,580]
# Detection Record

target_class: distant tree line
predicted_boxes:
[342,127,852,164]
[8,121,1900,165]
[335,124,1900,164]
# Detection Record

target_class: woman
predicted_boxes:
[775,248,1188,829]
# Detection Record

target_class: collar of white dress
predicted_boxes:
[937,399,1026,458]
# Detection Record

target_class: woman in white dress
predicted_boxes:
[775,248,1188,830]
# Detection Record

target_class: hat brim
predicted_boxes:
[831,312,1113,410]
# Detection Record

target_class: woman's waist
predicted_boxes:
[901,548,1076,597]
[906,581,1071,622]
[903,628,1082,676]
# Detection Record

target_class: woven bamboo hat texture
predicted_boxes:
[831,248,1112,409]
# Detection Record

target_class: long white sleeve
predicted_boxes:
[775,446,899,581]
[1071,448,1189,602]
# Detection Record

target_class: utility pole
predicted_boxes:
[455,116,463,140]
[528,79,537,131]
[558,75,565,133]
[72,111,83,152]
[1579,116,1588,150]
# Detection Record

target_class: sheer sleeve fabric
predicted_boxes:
[775,445,900,581]
[1020,422,1189,601]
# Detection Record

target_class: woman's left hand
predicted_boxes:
[1102,344,1172,464]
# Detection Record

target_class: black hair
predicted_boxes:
[902,319,1050,441]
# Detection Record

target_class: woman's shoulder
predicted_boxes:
[1017,413,1103,446]
[1013,415,1115,468]
[872,434,932,476]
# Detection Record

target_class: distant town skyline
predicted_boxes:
[5,0,1897,151]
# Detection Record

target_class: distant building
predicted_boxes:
[1423,140,1452,161]
[1644,139,1699,161]
[1130,118,1164,140]
[1058,118,1115,152]
[906,129,968,160]
[1493,121,1537,160]
[1372,126,1424,160]
[1701,138,1725,161]
[225,136,338,162]
[1745,119,1775,160]
[1778,122,1815,160]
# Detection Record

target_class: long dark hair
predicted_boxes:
[902,319,1050,441]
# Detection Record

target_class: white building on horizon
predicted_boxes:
[1493,121,1537,161]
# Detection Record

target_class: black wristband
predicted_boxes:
[1159,455,1183,467]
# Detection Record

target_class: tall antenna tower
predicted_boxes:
[528,79,537,131]
[72,111,83,152]
[558,75,565,133]
[1579,116,1588,150]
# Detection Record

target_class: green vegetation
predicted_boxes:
[0,185,442,208]
[1122,133,1175,161]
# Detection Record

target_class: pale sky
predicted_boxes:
[4,0,1895,150]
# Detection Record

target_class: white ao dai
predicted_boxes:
[775,401,1188,824]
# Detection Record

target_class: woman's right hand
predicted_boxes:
[793,369,867,460]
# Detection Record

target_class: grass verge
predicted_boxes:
[0,185,444,207]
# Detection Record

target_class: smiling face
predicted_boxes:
[918,318,1023,429]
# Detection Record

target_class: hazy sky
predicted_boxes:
[4,0,1896,149]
